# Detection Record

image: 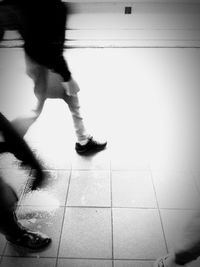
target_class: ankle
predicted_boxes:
[77,135,91,145]
[78,139,89,146]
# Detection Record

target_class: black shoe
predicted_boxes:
[75,137,107,155]
[6,229,51,251]
[0,142,11,153]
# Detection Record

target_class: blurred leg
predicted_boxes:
[25,54,48,114]
[0,113,44,189]
[0,178,51,250]
[9,55,49,138]
[0,178,21,238]
[175,211,200,265]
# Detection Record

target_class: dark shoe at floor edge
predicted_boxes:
[6,229,51,251]
[153,253,182,267]
[75,137,107,155]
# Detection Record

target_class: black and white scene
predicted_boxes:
[1,0,200,266]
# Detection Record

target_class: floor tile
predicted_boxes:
[59,207,112,258]
[57,259,112,267]
[0,234,6,255]
[112,171,156,208]
[67,170,111,207]
[71,151,110,170]
[2,42,200,266]
[113,208,166,259]
[149,153,189,172]
[111,153,149,171]
[152,171,200,209]
[5,206,64,257]
[160,209,198,251]
[0,168,29,201]
[0,153,19,169]
[0,257,56,267]
[22,170,70,206]
[114,260,153,267]
[33,146,72,170]
[23,107,73,171]
[18,189,61,208]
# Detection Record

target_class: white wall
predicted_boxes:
[63,1,200,47]
[1,1,200,47]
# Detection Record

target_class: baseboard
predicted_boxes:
[1,2,200,48]
[1,28,200,48]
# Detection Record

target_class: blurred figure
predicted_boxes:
[0,0,107,155]
[0,112,51,250]
[154,211,200,266]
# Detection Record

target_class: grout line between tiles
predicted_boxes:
[16,203,199,211]
[70,169,111,173]
[113,258,156,261]
[63,166,72,207]
[15,168,33,207]
[1,255,58,259]
[42,168,109,172]
[65,206,157,209]
[110,161,114,267]
[150,169,169,254]
[2,238,8,258]
[55,166,72,267]
[2,240,8,259]
[0,254,156,261]
[55,256,156,261]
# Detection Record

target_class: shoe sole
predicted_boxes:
[76,145,107,155]
[7,238,52,252]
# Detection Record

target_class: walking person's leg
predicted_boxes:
[0,177,51,250]
[63,93,90,144]
[154,211,200,266]
[0,113,51,250]
[10,54,49,138]
[63,80,107,154]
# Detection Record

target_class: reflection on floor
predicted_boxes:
[1,47,200,266]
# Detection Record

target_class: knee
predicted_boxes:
[25,56,45,81]
[26,63,41,80]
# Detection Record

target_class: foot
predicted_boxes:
[6,229,51,251]
[75,137,107,155]
[153,253,184,267]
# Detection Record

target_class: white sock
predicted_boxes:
[78,139,89,146]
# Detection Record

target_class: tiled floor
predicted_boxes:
[1,47,200,267]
